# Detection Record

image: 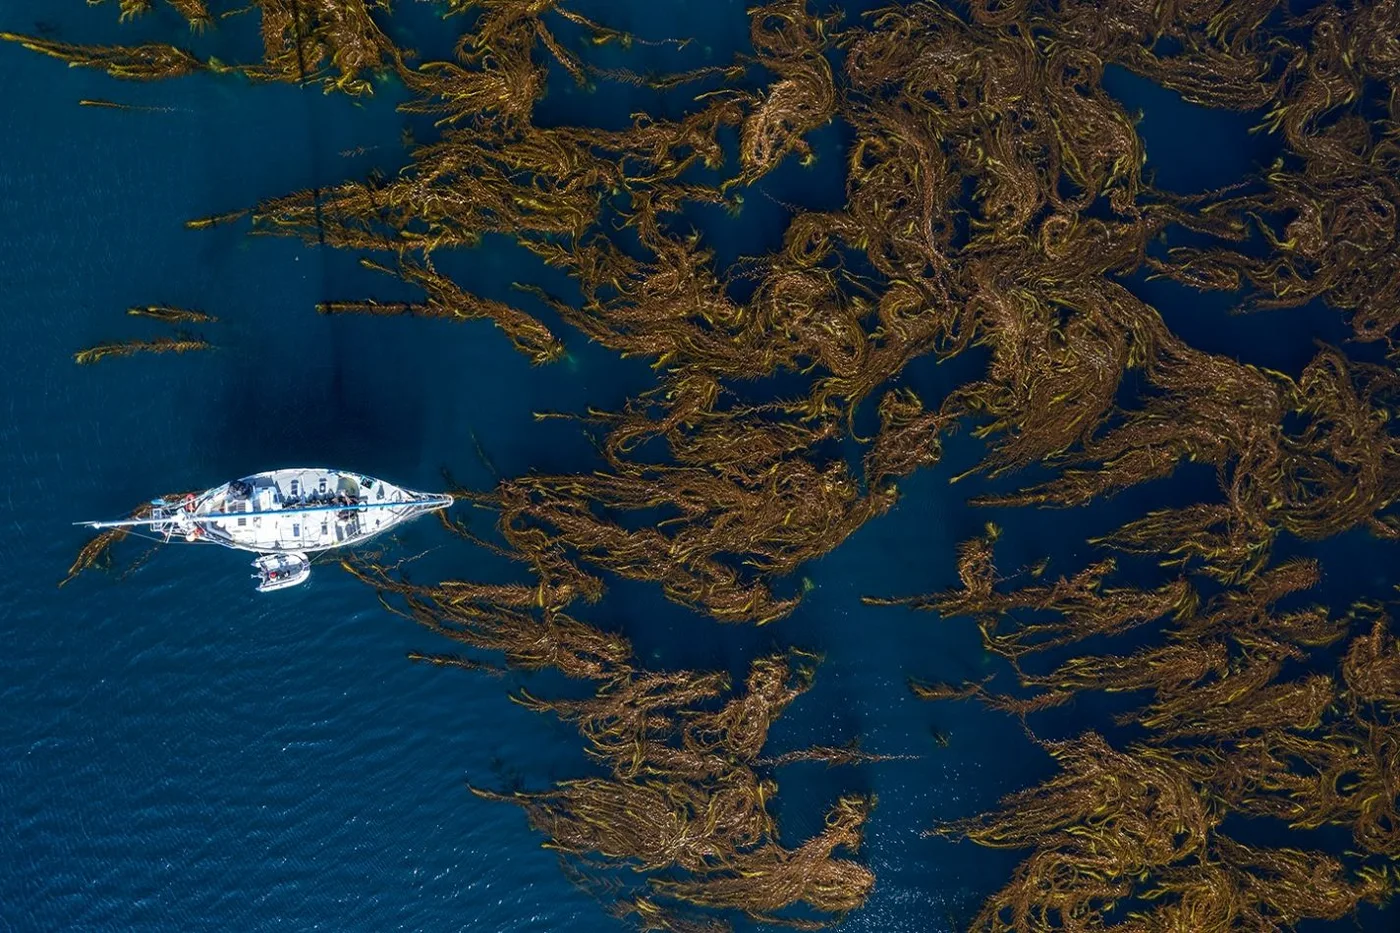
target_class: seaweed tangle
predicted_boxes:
[348,554,880,930]
[33,0,1400,928]
[895,529,1400,927]
[233,0,405,95]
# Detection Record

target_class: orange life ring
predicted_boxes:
[183,493,197,513]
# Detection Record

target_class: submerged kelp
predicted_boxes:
[857,0,1400,924]
[35,0,1400,929]
[899,534,1399,929]
[347,558,876,929]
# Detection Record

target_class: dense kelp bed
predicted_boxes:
[31,0,1400,930]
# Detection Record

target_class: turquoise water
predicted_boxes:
[1,3,1396,932]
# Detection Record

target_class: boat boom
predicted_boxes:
[74,516,175,530]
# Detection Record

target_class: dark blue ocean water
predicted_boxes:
[1,3,1397,932]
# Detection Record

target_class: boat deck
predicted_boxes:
[192,468,447,553]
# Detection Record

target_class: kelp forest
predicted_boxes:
[24,0,1400,930]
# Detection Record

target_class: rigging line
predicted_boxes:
[122,528,170,545]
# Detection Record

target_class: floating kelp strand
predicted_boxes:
[755,743,916,768]
[185,208,250,230]
[79,99,139,111]
[73,336,212,366]
[0,33,211,80]
[872,525,1199,665]
[228,0,406,95]
[166,0,213,32]
[471,769,780,873]
[346,560,632,679]
[353,256,566,364]
[898,522,1400,920]
[90,0,213,32]
[87,0,153,25]
[727,1,840,187]
[405,651,505,676]
[127,305,217,324]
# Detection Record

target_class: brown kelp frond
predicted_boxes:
[756,742,915,768]
[937,733,1213,933]
[457,629,868,922]
[73,336,212,365]
[166,0,213,33]
[89,0,154,24]
[127,305,217,324]
[185,208,250,230]
[358,511,870,923]
[403,1,641,124]
[647,795,874,922]
[1342,610,1400,712]
[484,461,892,625]
[348,556,632,680]
[612,896,732,933]
[490,772,778,873]
[1108,837,1393,932]
[235,0,405,94]
[884,525,1196,664]
[405,651,505,677]
[1076,345,1400,582]
[909,679,989,703]
[318,257,565,365]
[0,33,211,80]
[94,0,210,30]
[685,653,816,764]
[726,2,839,187]
[60,528,131,588]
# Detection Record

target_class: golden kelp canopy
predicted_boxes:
[34,0,1400,929]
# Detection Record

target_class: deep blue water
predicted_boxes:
[1,3,1397,932]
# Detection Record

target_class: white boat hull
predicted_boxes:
[169,468,448,554]
[81,467,452,555]
[77,468,451,592]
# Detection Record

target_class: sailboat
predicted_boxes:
[76,468,453,591]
